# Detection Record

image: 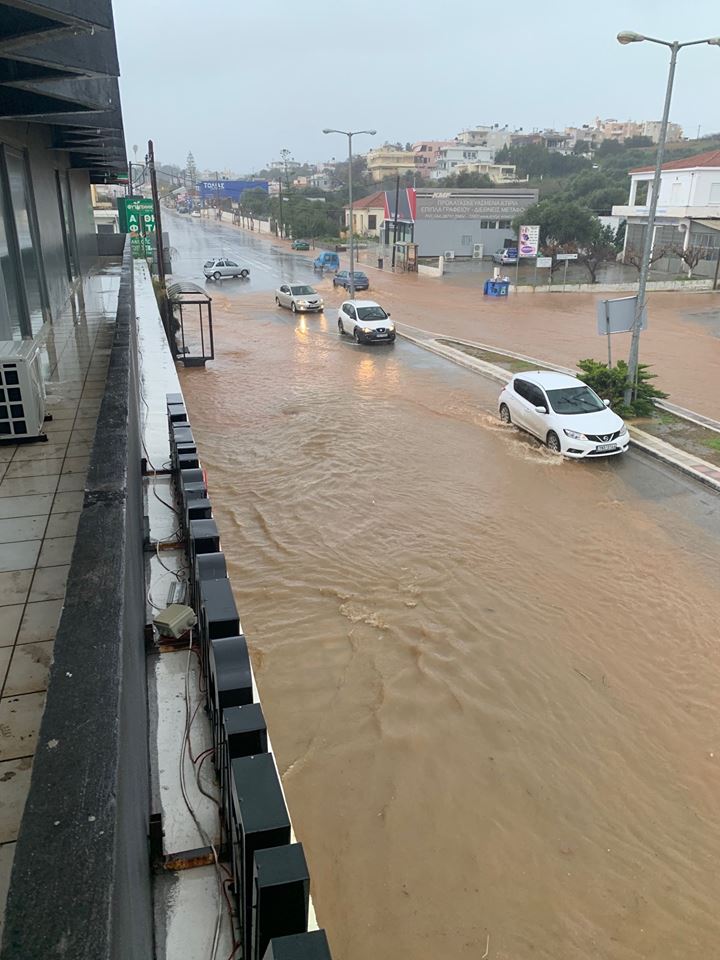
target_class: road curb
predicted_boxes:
[398,327,720,494]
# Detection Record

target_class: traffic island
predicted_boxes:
[399,328,720,493]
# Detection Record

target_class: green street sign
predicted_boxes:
[118,197,156,236]
[130,234,153,259]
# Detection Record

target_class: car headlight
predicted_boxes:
[563,428,585,440]
[387,323,395,331]
[362,327,372,334]
[618,424,628,435]
[297,300,308,306]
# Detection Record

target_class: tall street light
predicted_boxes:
[617,31,720,404]
[323,127,376,298]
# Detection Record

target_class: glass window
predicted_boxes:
[498,220,512,229]
[480,219,496,229]
[0,192,22,340]
[513,379,530,400]
[546,385,605,415]
[5,148,48,335]
[461,235,473,245]
[57,171,78,282]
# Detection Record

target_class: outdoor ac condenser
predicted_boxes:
[444,250,455,260]
[0,340,46,442]
[472,243,483,259]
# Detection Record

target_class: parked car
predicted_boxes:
[291,239,310,250]
[498,371,629,458]
[337,300,395,344]
[275,284,324,313]
[333,270,369,292]
[492,247,518,265]
[313,251,340,271]
[203,258,249,280]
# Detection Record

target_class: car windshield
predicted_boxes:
[546,385,605,415]
[290,285,315,295]
[357,306,388,321]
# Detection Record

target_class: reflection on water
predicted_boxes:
[181,304,720,960]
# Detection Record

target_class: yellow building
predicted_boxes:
[366,145,416,182]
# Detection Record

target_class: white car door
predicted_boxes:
[341,303,355,333]
[213,259,225,277]
[523,383,550,439]
[509,378,531,430]
[225,260,239,276]
[279,285,291,307]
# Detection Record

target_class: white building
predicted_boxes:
[431,144,494,179]
[612,149,720,275]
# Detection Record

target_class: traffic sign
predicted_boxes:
[536,256,552,269]
[555,253,578,261]
[118,197,155,236]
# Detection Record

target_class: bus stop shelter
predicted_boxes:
[167,282,214,366]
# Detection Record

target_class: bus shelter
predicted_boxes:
[167,282,214,366]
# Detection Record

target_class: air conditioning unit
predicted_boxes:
[472,243,483,259]
[444,250,455,260]
[0,340,46,443]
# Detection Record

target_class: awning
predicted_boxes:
[691,219,720,231]
[0,0,126,182]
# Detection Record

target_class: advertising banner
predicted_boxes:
[197,179,269,202]
[518,225,540,258]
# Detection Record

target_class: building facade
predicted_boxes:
[366,145,416,181]
[381,187,539,258]
[0,2,126,344]
[612,149,720,275]
[345,190,386,237]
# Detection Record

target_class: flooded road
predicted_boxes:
[173,214,720,960]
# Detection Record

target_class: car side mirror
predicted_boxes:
[386,311,391,317]
[603,398,611,407]
[534,405,547,414]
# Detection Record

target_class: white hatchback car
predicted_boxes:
[337,300,395,344]
[275,283,324,313]
[203,258,249,280]
[498,371,629,458]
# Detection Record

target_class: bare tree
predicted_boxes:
[673,243,706,278]
[622,245,668,273]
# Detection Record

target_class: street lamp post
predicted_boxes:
[617,31,720,404]
[323,127,376,299]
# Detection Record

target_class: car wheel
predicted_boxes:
[241,269,249,278]
[353,327,361,343]
[338,319,344,335]
[546,431,562,454]
[213,271,221,280]
[499,404,511,424]
[275,297,281,307]
[291,302,297,313]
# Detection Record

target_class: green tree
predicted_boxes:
[624,135,654,148]
[512,199,598,246]
[439,171,494,188]
[185,151,198,191]
[577,358,667,417]
[576,224,618,282]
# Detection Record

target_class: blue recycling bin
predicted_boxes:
[483,279,510,297]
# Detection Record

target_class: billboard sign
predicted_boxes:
[518,225,539,258]
[415,192,535,220]
[118,197,155,235]
[536,256,552,269]
[197,179,269,202]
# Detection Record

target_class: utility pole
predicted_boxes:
[277,173,283,238]
[147,139,170,345]
[391,174,400,269]
[280,148,293,240]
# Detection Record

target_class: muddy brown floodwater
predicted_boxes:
[181,294,720,960]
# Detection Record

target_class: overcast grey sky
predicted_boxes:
[114,0,720,173]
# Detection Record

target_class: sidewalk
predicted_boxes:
[397,323,720,494]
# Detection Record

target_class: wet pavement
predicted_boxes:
[168,212,720,960]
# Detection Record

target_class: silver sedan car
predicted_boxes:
[275,283,324,313]
[203,258,249,280]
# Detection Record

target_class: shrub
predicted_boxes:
[577,358,668,417]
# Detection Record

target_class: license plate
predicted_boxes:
[596,443,618,452]
[375,333,388,338]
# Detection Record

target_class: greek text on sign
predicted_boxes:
[536,256,553,269]
[416,194,535,220]
[556,253,578,261]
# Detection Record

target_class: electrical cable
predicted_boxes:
[180,634,225,960]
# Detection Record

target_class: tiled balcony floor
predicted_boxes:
[0,266,120,936]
